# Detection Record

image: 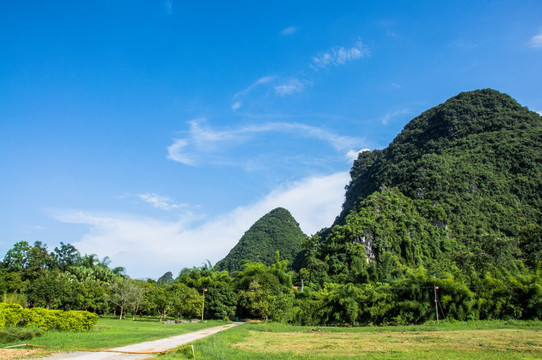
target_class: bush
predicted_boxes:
[20,308,98,331]
[59,311,99,331]
[0,303,99,331]
[21,308,59,330]
[0,303,23,328]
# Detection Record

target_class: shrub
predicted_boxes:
[58,311,99,331]
[21,308,59,330]
[0,303,24,328]
[8,306,100,331]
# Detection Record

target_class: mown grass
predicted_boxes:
[159,320,542,360]
[0,317,225,359]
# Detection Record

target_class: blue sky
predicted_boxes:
[1,1,541,279]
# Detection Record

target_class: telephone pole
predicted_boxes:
[201,288,207,321]
[434,285,439,325]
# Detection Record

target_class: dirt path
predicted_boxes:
[39,322,243,360]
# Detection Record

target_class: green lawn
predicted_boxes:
[0,317,225,359]
[3,319,542,360]
[160,320,542,360]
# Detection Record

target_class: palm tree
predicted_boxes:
[112,266,127,277]
[82,254,99,268]
[100,256,112,267]
[201,259,214,271]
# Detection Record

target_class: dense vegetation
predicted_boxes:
[0,241,295,324]
[215,207,307,273]
[1,89,541,328]
[336,89,542,273]
[298,89,542,324]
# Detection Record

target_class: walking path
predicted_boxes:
[40,322,243,360]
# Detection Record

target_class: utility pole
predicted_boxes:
[201,288,207,321]
[434,285,439,325]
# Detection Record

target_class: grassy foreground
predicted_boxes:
[2,319,541,359]
[162,320,542,360]
[0,317,224,359]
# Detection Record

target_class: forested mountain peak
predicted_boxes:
[339,89,542,224]
[393,89,537,149]
[215,207,307,273]
[316,89,542,285]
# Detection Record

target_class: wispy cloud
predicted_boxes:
[232,76,276,110]
[137,193,186,211]
[530,31,542,48]
[232,76,305,110]
[381,109,410,125]
[231,101,242,111]
[311,39,369,70]
[274,78,305,96]
[167,119,364,167]
[232,39,369,109]
[346,148,370,162]
[281,26,298,36]
[233,76,275,99]
[167,138,194,165]
[54,172,349,279]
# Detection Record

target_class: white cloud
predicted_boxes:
[137,193,186,211]
[167,119,364,167]
[54,172,349,279]
[381,109,410,125]
[231,101,242,111]
[233,76,275,99]
[311,39,369,69]
[167,138,194,165]
[231,76,277,110]
[281,26,298,35]
[530,31,542,48]
[274,78,304,96]
[232,75,305,108]
[346,148,370,162]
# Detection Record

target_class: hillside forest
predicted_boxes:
[1,89,541,326]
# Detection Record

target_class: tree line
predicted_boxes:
[0,241,293,322]
[2,240,541,325]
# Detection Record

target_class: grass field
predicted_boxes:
[2,319,542,359]
[162,320,542,360]
[0,317,224,359]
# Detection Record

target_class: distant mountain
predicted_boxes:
[215,208,307,273]
[313,89,542,281]
[157,271,174,285]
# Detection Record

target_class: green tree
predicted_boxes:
[27,269,65,309]
[107,278,143,320]
[176,263,237,320]
[53,242,81,271]
[2,241,31,272]
[238,280,271,321]
[168,283,202,319]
